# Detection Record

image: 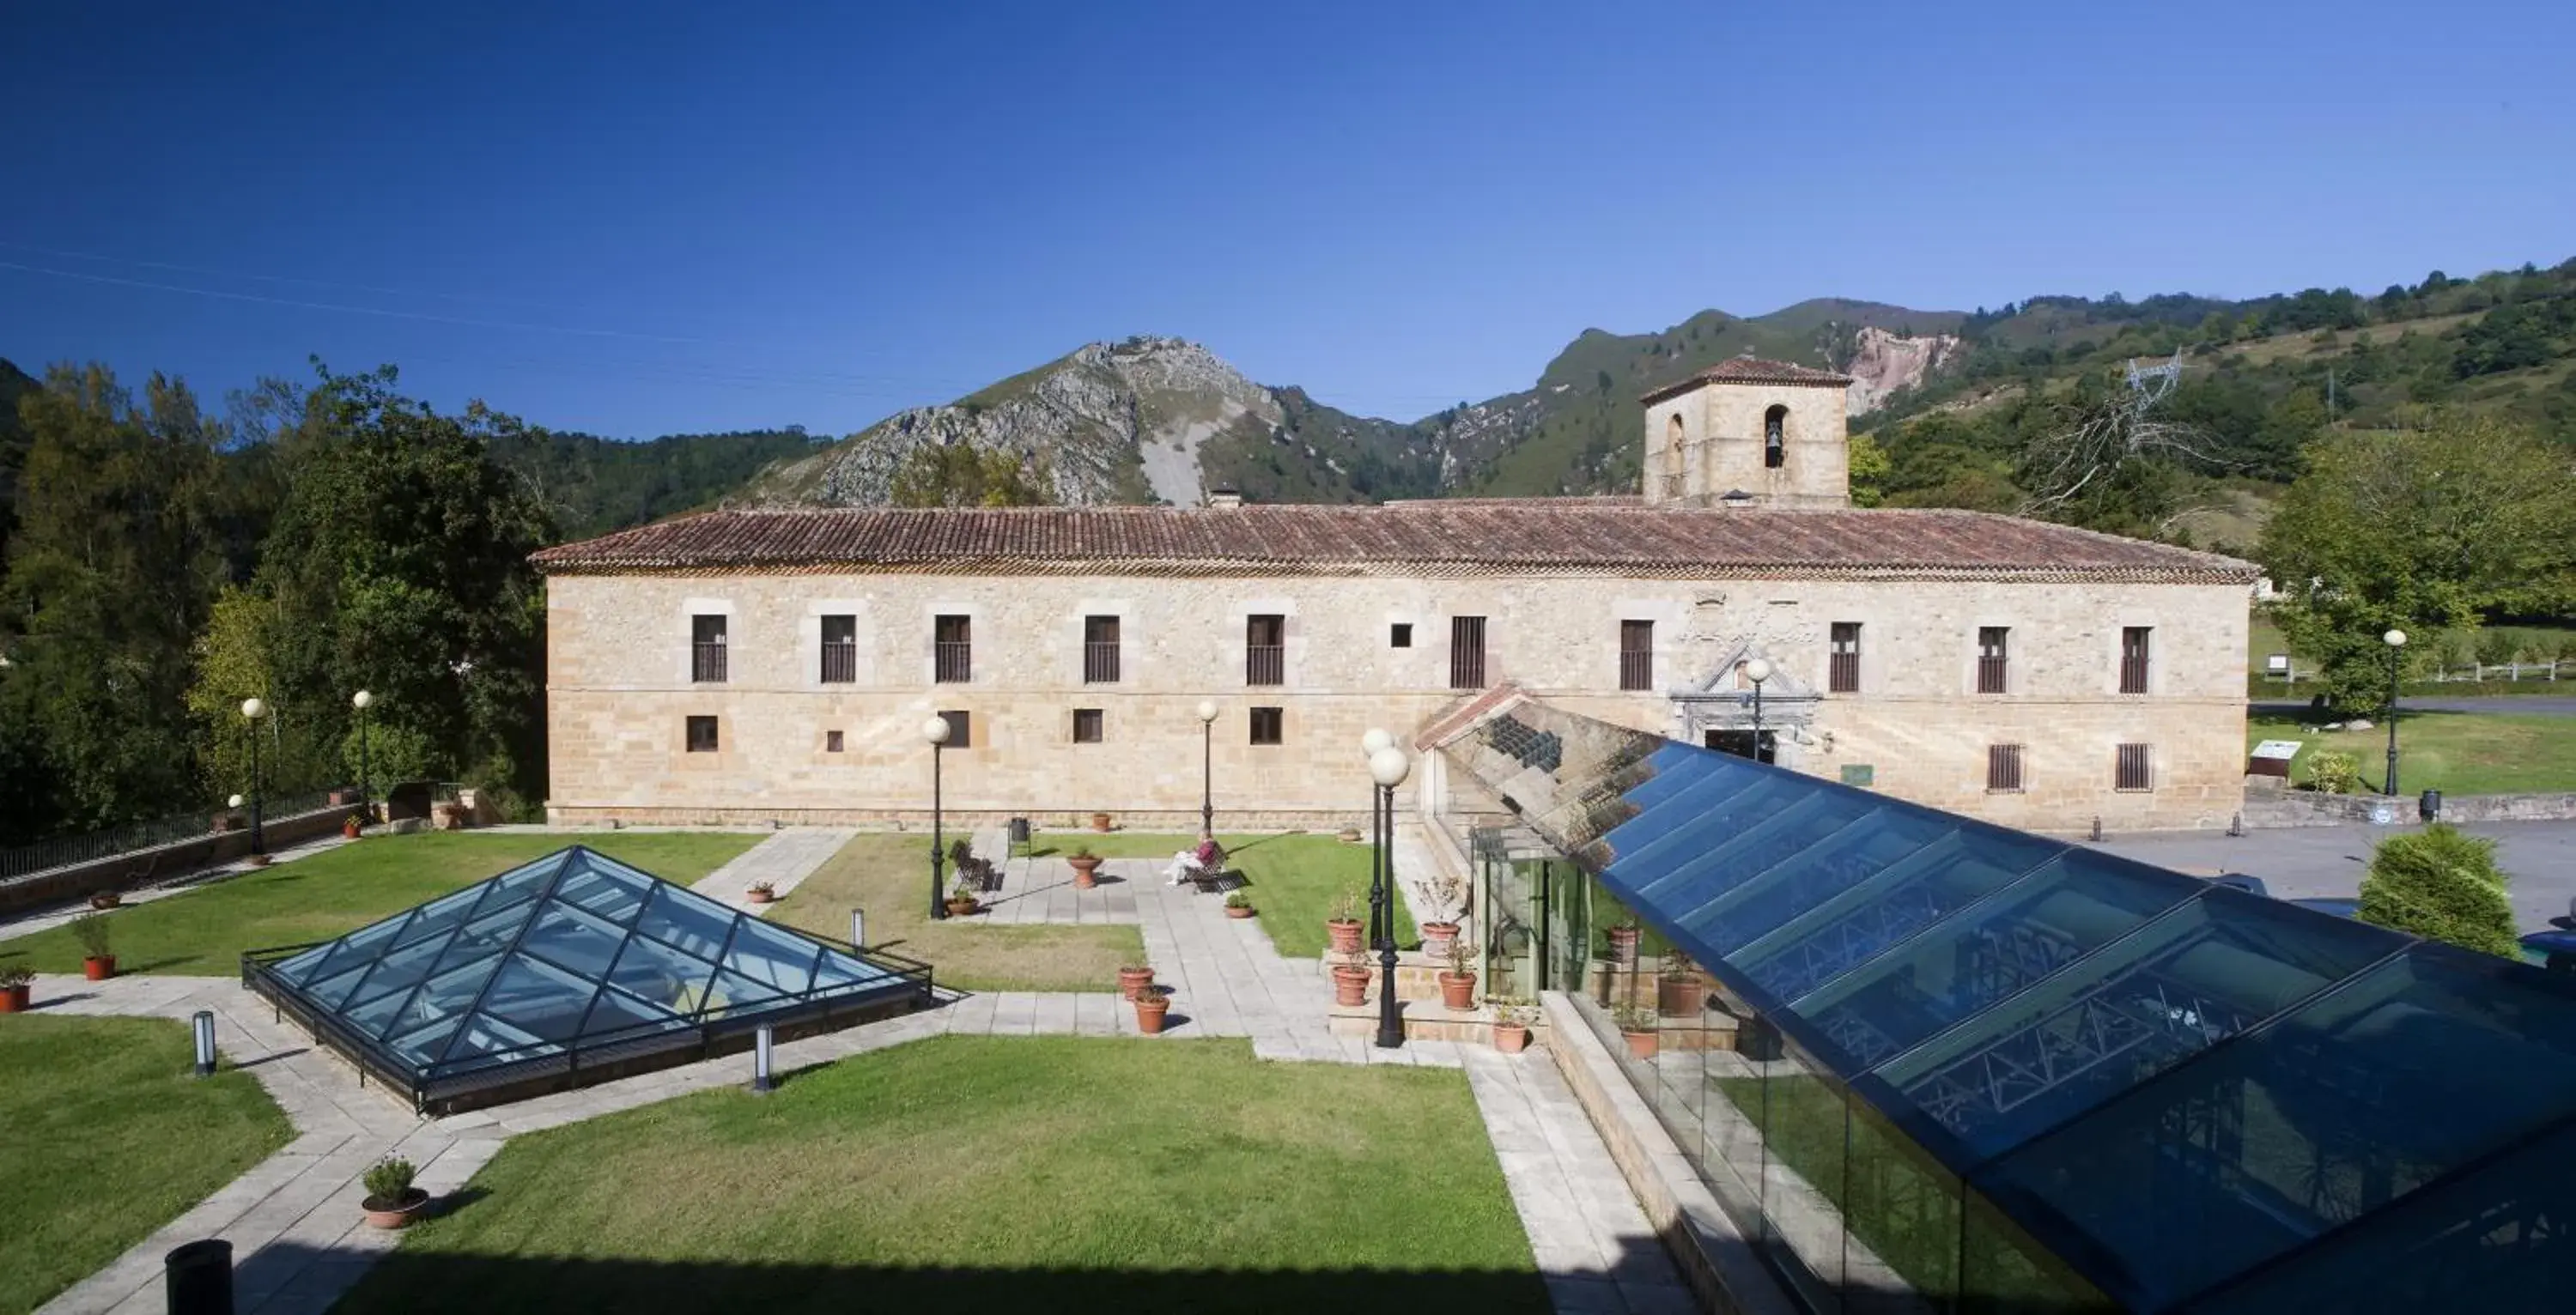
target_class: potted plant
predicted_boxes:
[342,812,365,839]
[1336,826,1363,844]
[88,888,122,911]
[745,881,776,906]
[1330,951,1371,1007]
[1606,918,1640,967]
[1090,811,1114,833]
[72,913,114,980]
[361,1155,430,1230]
[1492,1000,1537,1054]
[1133,983,1170,1034]
[1067,845,1103,890]
[1117,964,1155,1000]
[1326,888,1364,956]
[1657,951,1708,1017]
[944,873,981,918]
[1437,938,1479,1011]
[1613,1003,1659,1059]
[0,966,31,1014]
[1224,890,1256,919]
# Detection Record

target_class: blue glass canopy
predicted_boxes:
[245,845,927,1112]
[1445,704,2576,1312]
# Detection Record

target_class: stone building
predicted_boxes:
[532,361,2257,833]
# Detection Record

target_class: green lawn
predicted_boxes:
[334,1036,1546,1314]
[0,1016,294,1315]
[1029,832,1419,960]
[2247,709,2576,796]
[0,832,761,977]
[773,833,1146,992]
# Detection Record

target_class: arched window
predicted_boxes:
[1764,405,1788,469]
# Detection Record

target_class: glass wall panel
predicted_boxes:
[1686,808,1959,959]
[607,933,721,1014]
[724,918,824,995]
[1757,1054,1850,1309]
[519,903,630,979]
[1842,1100,1959,1314]
[553,857,651,924]
[634,882,737,959]
[392,886,489,952]
[1958,1186,2114,1312]
[1631,792,1881,913]
[1601,774,1804,876]
[472,957,602,1044]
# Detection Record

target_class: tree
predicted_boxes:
[2357,823,2515,956]
[1845,432,1891,508]
[887,443,1052,508]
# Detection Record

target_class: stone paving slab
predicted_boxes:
[688,827,854,912]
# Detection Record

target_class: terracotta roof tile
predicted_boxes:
[532,503,2258,585]
[1639,356,1853,404]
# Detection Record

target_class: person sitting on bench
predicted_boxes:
[1163,835,1222,886]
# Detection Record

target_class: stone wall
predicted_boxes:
[545,568,2247,832]
[1642,379,1850,508]
[0,806,347,916]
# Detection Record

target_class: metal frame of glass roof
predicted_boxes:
[242,845,933,1115]
[1441,702,2576,1313]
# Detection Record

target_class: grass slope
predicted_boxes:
[772,833,1145,991]
[2246,709,2576,796]
[0,832,760,976]
[1030,832,1419,959]
[0,1016,295,1314]
[335,1036,1546,1315]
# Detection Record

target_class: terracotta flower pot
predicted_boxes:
[944,897,979,918]
[82,955,116,981]
[363,1189,431,1231]
[1437,971,1477,1011]
[1623,1028,1660,1060]
[1607,925,1639,966]
[1327,918,1363,956]
[1419,921,1460,960]
[1492,1023,1531,1055]
[747,889,775,905]
[247,853,272,868]
[0,985,28,1013]
[88,892,121,911]
[1224,904,1255,919]
[1133,995,1170,1035]
[1336,827,1363,844]
[1091,812,1114,833]
[1117,967,1155,1001]
[343,821,362,839]
[1331,965,1370,1007]
[1657,975,1708,1018]
[1068,856,1103,889]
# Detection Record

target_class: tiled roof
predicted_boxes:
[532,503,2258,584]
[1639,356,1854,404]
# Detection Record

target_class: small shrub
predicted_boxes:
[361,1156,418,1204]
[1069,845,1096,861]
[70,912,112,959]
[2357,823,2516,956]
[1328,888,1360,924]
[1224,890,1251,909]
[2306,749,2362,794]
[947,838,974,866]
[1661,950,1698,981]
[1612,1003,1658,1033]
[1444,939,1478,977]
[0,965,32,989]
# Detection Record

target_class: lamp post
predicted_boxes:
[1743,658,1773,764]
[1360,729,1394,946]
[240,698,268,859]
[1369,744,1412,1050]
[351,690,374,818]
[2383,629,2407,797]
[922,715,952,919]
[1197,700,1219,837]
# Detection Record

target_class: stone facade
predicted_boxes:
[544,567,2246,833]
[1641,376,1851,508]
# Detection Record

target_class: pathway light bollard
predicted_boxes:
[192,1010,217,1077]
[752,1023,776,1094]
[851,908,866,951]
[165,1238,233,1315]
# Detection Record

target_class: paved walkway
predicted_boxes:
[0,833,353,947]
[27,827,1682,1315]
[687,827,854,912]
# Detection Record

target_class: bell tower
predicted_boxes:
[1639,355,1854,508]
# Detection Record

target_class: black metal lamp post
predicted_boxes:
[922,715,952,919]
[1197,700,1218,837]
[2383,628,2407,797]
[352,689,374,817]
[1368,743,1412,1050]
[1744,657,1773,764]
[240,698,268,858]
[1361,729,1394,946]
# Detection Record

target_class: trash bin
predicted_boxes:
[2420,789,2442,822]
[166,1239,233,1315]
[1007,817,1030,846]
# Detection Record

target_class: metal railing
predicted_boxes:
[1978,655,2009,694]
[1619,650,1653,692]
[820,641,857,684]
[1830,651,1861,694]
[1246,645,1284,687]
[934,640,972,683]
[1,789,340,884]
[692,641,728,683]
[1084,641,1121,684]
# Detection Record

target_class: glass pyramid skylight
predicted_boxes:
[246,845,927,1112]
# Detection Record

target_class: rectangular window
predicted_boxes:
[934,615,971,683]
[820,614,857,683]
[1830,622,1862,694]
[1450,615,1487,689]
[685,715,719,754]
[1619,620,1654,692]
[2116,743,2152,791]
[1249,706,1283,746]
[1246,615,1285,686]
[824,729,844,754]
[1389,622,1413,648]
[1072,708,1103,743]
[939,709,970,749]
[1977,626,2010,694]
[1987,743,2025,792]
[1083,615,1121,684]
[2120,626,2153,694]
[691,615,728,683]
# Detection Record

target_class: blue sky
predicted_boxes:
[4,1,2571,437]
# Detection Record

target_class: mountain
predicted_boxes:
[487,426,826,539]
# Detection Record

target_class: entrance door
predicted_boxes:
[1704,729,1777,764]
